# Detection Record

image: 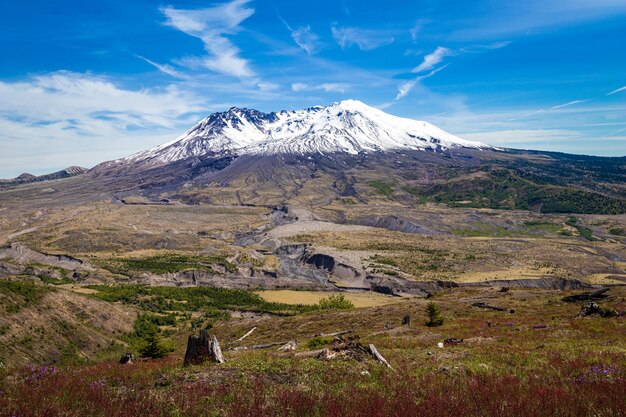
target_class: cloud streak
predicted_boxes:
[160,0,255,78]
[395,64,450,100]
[412,47,453,73]
[550,99,587,109]
[331,25,394,51]
[136,55,188,79]
[607,86,626,95]
[278,16,322,55]
[291,82,349,93]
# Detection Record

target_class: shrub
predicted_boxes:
[425,302,444,327]
[306,336,332,349]
[139,328,174,359]
[318,294,354,310]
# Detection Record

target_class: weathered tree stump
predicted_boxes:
[184,330,224,366]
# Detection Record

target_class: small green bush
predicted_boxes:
[425,302,444,327]
[306,336,332,349]
[318,294,354,310]
[139,328,174,359]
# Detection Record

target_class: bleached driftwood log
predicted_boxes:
[233,327,257,343]
[369,344,393,369]
[278,340,297,351]
[315,329,353,337]
[229,341,290,351]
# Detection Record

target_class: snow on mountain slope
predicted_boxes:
[125,100,488,165]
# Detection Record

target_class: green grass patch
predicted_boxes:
[566,217,596,241]
[523,220,563,233]
[608,228,625,236]
[367,180,394,197]
[86,284,315,315]
[368,255,397,267]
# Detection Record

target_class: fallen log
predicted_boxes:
[471,302,507,312]
[562,288,609,303]
[369,344,393,369]
[232,327,257,344]
[278,340,297,351]
[316,329,353,337]
[184,330,224,365]
[229,341,290,351]
[294,348,326,358]
[444,338,464,346]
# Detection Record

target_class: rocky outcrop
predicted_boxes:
[0,243,93,271]
[354,216,438,235]
[137,269,329,290]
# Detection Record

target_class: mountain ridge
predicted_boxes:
[123,100,488,166]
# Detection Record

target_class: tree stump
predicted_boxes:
[402,315,411,326]
[184,330,224,366]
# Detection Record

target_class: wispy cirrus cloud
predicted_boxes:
[278,16,322,55]
[550,99,587,109]
[160,0,255,78]
[136,55,189,79]
[412,47,453,73]
[607,86,626,95]
[289,25,322,55]
[395,64,450,100]
[331,24,394,51]
[291,82,349,93]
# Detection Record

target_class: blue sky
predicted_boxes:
[0,0,625,176]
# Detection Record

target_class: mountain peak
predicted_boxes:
[125,100,488,165]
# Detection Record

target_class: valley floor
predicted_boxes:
[0,177,625,416]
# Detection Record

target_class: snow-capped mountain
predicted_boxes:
[125,100,488,165]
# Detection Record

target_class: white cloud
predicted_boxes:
[460,41,512,53]
[136,55,188,79]
[291,25,321,55]
[395,64,450,100]
[257,82,280,91]
[607,86,626,95]
[410,19,427,42]
[160,0,255,78]
[412,47,453,73]
[291,82,349,93]
[0,71,209,177]
[279,17,322,55]
[550,99,587,109]
[331,25,394,51]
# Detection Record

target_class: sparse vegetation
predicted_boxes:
[0,280,53,312]
[87,284,315,315]
[96,253,238,275]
